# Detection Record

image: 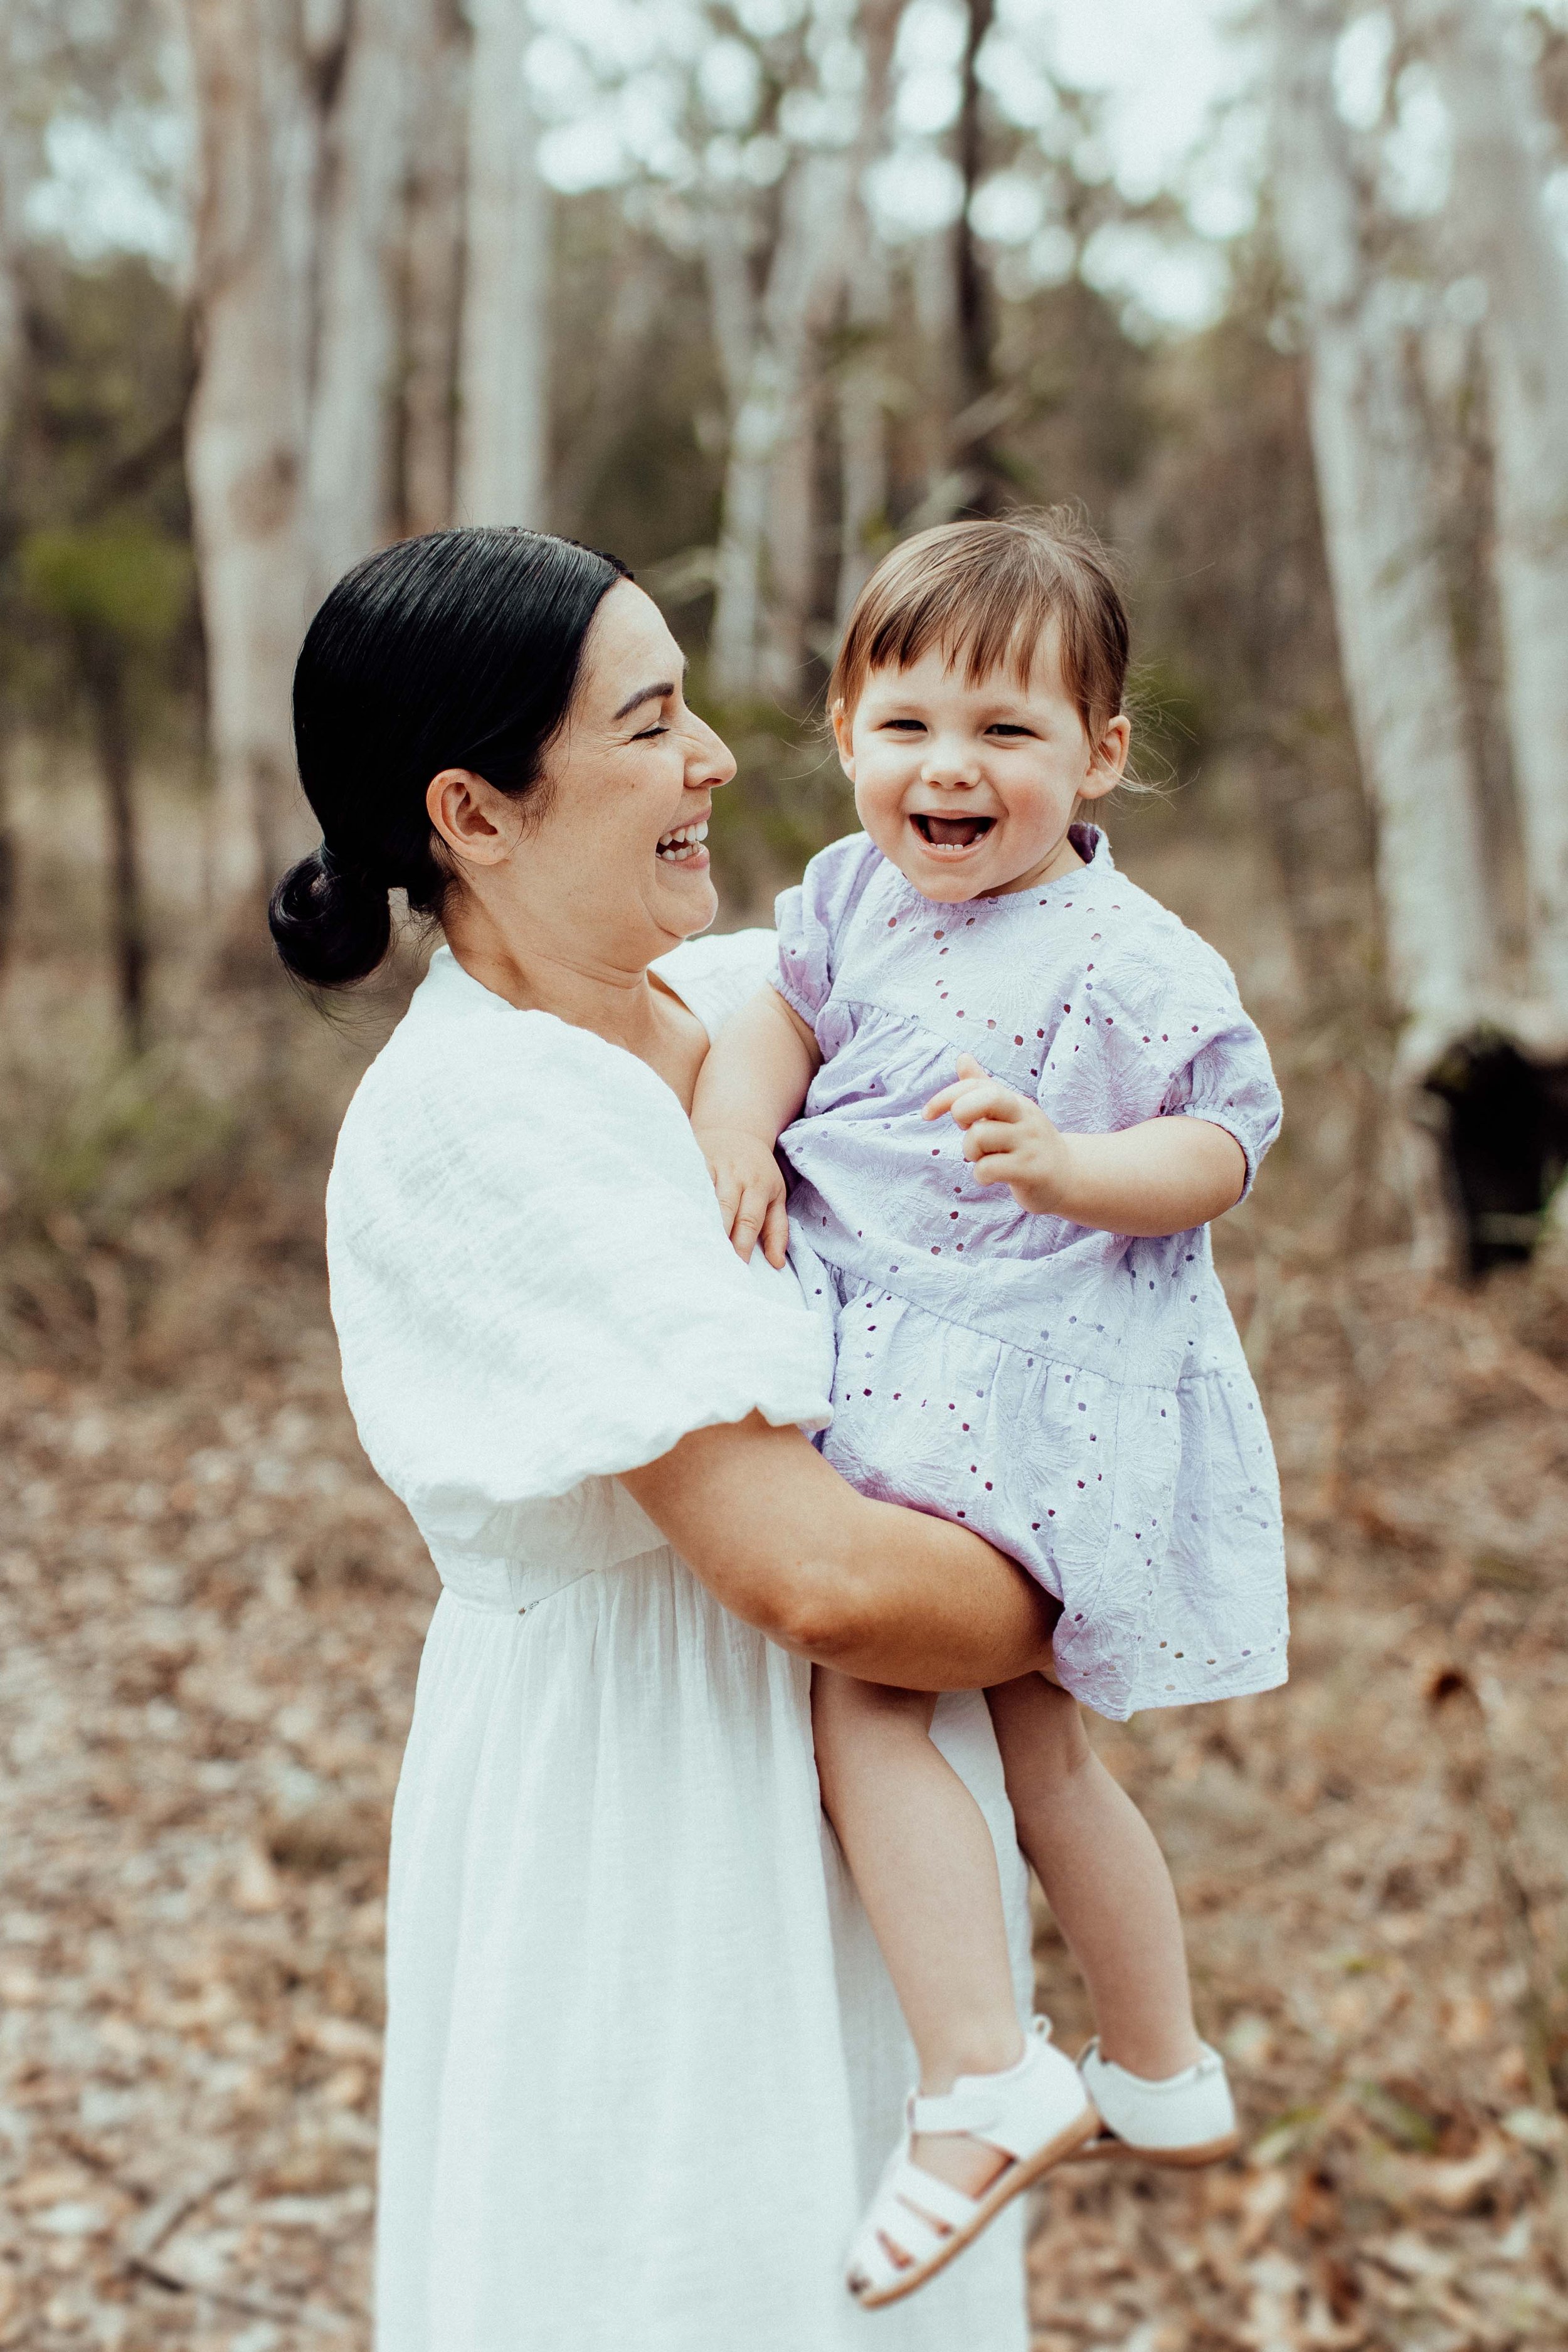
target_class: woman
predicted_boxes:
[270,528,1061,2351]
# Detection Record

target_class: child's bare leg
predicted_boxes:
[986,1673,1201,2079]
[813,1665,1024,2202]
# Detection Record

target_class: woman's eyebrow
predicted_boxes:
[612,662,688,723]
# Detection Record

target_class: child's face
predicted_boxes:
[833,627,1129,903]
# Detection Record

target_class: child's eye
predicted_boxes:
[988,723,1033,738]
[882,719,926,733]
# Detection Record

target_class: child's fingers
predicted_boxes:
[941,1087,1025,1146]
[970,1152,1025,1185]
[731,1179,778,1263]
[711,1167,743,1236]
[924,1079,1021,1128]
[760,1194,790,1269]
[920,1051,993,1122]
[961,1118,1022,1163]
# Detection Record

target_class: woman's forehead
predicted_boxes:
[584,580,681,691]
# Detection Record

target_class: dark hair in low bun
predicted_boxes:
[269,526,632,987]
[268,844,393,990]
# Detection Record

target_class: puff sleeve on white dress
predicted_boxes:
[326,938,1032,2352]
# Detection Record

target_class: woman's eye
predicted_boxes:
[632,723,670,741]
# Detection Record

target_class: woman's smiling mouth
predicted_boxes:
[655,819,709,864]
[910,813,995,850]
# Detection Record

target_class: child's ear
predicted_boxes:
[1079,712,1131,802]
[830,697,856,780]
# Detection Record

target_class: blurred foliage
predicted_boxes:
[0,248,199,749]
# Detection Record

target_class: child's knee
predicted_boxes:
[812,1668,932,1771]
[987,1671,1092,1779]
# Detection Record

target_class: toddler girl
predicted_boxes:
[692,513,1288,2308]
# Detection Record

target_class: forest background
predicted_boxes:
[4,3,1568,2348]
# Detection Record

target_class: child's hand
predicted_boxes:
[694,1126,790,1268]
[922,1053,1074,1216]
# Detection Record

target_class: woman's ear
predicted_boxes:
[830,697,856,781]
[426,768,522,866]
[1079,712,1131,803]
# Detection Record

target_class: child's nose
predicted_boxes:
[920,742,979,786]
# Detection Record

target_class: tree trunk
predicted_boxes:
[87,643,147,1057]
[457,0,549,527]
[953,0,1003,516]
[399,0,467,537]
[706,150,852,700]
[835,239,893,627]
[834,0,903,627]
[1415,0,1568,1024]
[0,2,22,975]
[1269,0,1495,1077]
[183,0,317,914]
[305,0,419,598]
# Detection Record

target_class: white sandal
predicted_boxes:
[845,2017,1098,2309]
[1068,2037,1240,2166]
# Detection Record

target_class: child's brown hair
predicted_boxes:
[829,508,1130,739]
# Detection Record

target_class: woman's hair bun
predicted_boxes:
[268,845,392,989]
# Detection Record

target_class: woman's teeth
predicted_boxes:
[656,820,709,864]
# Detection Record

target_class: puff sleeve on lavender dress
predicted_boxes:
[326,938,1034,2352]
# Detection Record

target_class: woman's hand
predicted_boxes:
[923,1052,1248,1237]
[695,1125,790,1267]
[923,1054,1074,1214]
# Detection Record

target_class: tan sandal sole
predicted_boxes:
[852,2102,1102,2311]
[1066,2126,1242,2168]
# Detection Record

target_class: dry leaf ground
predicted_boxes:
[3,792,1566,2348]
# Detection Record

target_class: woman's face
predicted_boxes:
[434,580,737,975]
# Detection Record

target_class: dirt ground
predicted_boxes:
[3,786,1567,2347]
[4,1227,1567,2351]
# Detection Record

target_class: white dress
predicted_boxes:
[326,934,1034,2352]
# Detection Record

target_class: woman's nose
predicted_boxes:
[687,712,737,791]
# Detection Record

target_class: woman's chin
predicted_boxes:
[652,855,718,934]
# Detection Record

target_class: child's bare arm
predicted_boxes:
[692,987,822,1266]
[924,1053,1246,1237]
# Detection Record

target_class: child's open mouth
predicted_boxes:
[911,813,995,850]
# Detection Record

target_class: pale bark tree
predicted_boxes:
[306,0,421,598]
[1413,0,1568,1022]
[400,0,467,536]
[456,0,549,527]
[704,146,854,699]
[706,0,909,699]
[834,0,903,625]
[183,0,318,907]
[1269,0,1496,1081]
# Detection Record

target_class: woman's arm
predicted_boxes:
[620,1413,1059,1690]
[691,986,822,1266]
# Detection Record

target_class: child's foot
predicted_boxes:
[845,2018,1098,2309]
[1070,2038,1239,2164]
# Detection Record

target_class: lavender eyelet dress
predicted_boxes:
[775,825,1290,1722]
